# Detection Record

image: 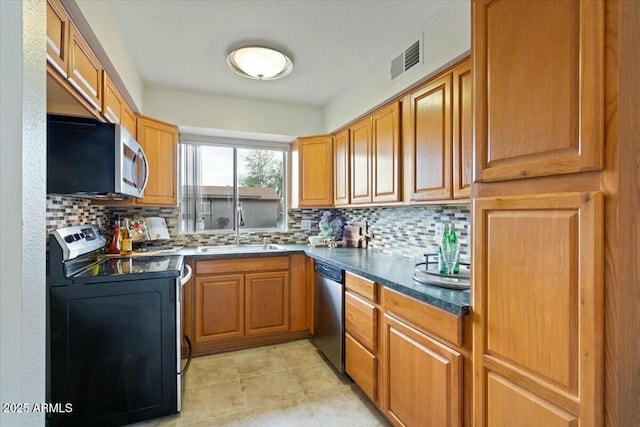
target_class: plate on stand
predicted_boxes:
[413,262,470,290]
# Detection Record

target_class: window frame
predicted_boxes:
[178,133,290,235]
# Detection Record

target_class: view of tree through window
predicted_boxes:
[179,143,286,233]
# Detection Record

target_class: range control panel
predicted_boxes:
[51,224,106,261]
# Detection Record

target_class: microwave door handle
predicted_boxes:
[132,147,149,193]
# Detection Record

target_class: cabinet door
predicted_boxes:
[102,71,122,124]
[346,333,377,402]
[345,291,377,353]
[350,116,372,204]
[382,314,463,427]
[245,271,290,336]
[473,0,604,182]
[406,73,452,201]
[372,101,401,203]
[452,59,472,199]
[472,192,603,426]
[333,129,350,206]
[67,23,103,112]
[194,274,244,343]
[46,0,70,77]
[136,115,178,206]
[121,103,137,138]
[297,135,334,207]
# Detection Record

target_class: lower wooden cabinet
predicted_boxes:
[195,274,244,343]
[344,273,380,403]
[472,192,603,426]
[345,332,377,401]
[245,271,290,336]
[187,256,308,355]
[382,313,463,427]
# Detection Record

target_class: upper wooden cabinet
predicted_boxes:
[46,0,70,77]
[404,73,452,201]
[372,101,401,203]
[67,22,103,112]
[333,129,350,206]
[102,71,137,137]
[473,0,604,182]
[102,72,122,125]
[121,103,137,138]
[135,116,178,206]
[452,59,472,199]
[295,135,334,207]
[349,102,402,205]
[350,116,373,204]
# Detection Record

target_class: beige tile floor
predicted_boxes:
[131,339,390,427]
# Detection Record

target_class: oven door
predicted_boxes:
[175,264,192,412]
[116,125,148,198]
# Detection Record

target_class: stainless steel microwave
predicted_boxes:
[47,115,149,199]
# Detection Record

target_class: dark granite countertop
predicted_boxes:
[177,245,470,316]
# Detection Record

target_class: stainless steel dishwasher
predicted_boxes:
[312,261,345,373]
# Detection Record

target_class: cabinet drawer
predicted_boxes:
[345,272,376,302]
[345,291,377,352]
[345,332,377,402]
[383,287,463,347]
[196,256,290,275]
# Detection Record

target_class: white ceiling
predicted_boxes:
[109,0,448,108]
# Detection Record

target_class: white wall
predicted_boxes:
[0,0,47,425]
[143,86,324,138]
[323,1,471,132]
[74,0,144,111]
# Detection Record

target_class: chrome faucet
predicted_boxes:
[235,202,245,245]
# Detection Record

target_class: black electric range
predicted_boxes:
[47,224,191,427]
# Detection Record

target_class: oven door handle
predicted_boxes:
[180,264,192,286]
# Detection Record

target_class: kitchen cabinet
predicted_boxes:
[382,313,462,427]
[46,0,70,78]
[452,59,472,199]
[293,135,334,207]
[349,116,372,204]
[195,274,245,343]
[333,129,350,206]
[344,273,379,402]
[379,287,466,427]
[469,1,632,425]
[245,271,290,336]
[372,101,401,203]
[473,0,603,183]
[472,192,603,427]
[102,71,123,125]
[404,72,452,201]
[135,115,178,206]
[121,103,137,137]
[190,255,309,355]
[349,101,401,205]
[68,22,103,113]
[102,70,137,137]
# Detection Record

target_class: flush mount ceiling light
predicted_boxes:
[227,46,293,80]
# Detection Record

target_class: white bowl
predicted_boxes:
[308,236,323,246]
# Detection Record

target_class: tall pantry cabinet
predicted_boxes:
[471,1,639,426]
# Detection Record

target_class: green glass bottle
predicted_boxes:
[439,222,460,275]
[449,224,460,274]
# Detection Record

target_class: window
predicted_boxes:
[179,141,287,233]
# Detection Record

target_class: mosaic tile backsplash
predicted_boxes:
[46,196,471,261]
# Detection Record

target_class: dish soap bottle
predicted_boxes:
[108,215,122,254]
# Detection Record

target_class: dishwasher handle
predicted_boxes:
[314,262,344,284]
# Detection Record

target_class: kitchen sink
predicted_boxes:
[196,244,286,253]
